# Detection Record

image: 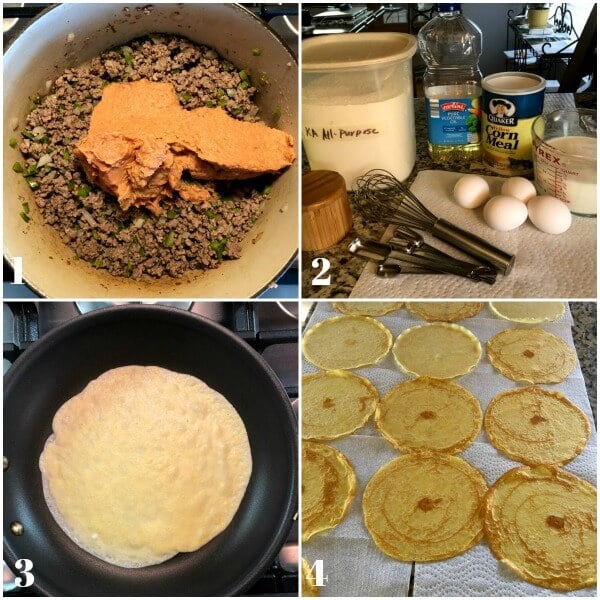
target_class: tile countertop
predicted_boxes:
[302,93,586,298]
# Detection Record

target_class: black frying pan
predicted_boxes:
[3,305,297,596]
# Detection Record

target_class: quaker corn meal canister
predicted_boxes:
[482,72,545,175]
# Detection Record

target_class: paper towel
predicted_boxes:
[301,302,596,597]
[350,170,596,299]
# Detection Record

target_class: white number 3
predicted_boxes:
[14,558,34,588]
[312,258,331,286]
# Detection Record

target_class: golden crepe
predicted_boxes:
[376,377,482,454]
[302,441,356,542]
[303,316,392,370]
[487,328,576,384]
[302,370,378,441]
[39,366,252,568]
[333,302,403,316]
[406,302,483,322]
[484,466,596,591]
[363,453,487,561]
[484,386,590,466]
[393,323,481,379]
[489,301,565,323]
[301,557,321,597]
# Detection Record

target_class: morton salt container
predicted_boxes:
[302,33,418,190]
[481,72,545,175]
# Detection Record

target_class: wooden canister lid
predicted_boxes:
[302,170,353,252]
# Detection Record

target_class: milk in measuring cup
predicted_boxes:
[534,135,597,216]
[302,91,415,189]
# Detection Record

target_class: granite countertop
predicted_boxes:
[571,301,597,425]
[301,93,584,298]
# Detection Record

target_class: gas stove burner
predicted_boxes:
[76,301,193,314]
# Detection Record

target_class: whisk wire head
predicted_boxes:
[355,169,437,229]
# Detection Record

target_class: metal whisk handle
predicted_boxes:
[431,219,515,275]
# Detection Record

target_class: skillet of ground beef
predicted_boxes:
[16,34,275,279]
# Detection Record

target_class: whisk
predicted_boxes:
[355,170,515,274]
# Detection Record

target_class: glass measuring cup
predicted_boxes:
[532,108,597,217]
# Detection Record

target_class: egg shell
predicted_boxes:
[483,195,528,231]
[500,177,537,204]
[528,195,572,234]
[453,175,490,209]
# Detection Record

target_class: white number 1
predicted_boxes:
[14,558,34,588]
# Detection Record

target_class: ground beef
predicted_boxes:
[17,34,271,280]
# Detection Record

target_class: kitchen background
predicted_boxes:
[302,2,594,86]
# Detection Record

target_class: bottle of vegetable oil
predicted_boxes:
[418,4,483,163]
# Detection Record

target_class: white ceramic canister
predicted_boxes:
[481,72,545,175]
[302,33,417,190]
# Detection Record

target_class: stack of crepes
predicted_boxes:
[74,80,295,215]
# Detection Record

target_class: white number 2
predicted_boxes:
[308,559,328,587]
[311,258,331,286]
[14,558,34,588]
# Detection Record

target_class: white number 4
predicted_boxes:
[14,558,34,588]
[307,559,328,587]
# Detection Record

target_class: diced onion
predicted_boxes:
[133,217,145,228]
[32,126,46,137]
[37,154,53,168]
[66,32,75,43]
[45,80,53,92]
[81,209,99,228]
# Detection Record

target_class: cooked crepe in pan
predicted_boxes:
[332,302,403,316]
[484,466,596,591]
[489,301,565,323]
[487,328,576,383]
[303,316,392,370]
[393,322,481,379]
[376,377,482,454]
[39,365,252,568]
[484,386,590,466]
[302,441,356,542]
[363,453,487,561]
[302,370,378,441]
[406,302,483,322]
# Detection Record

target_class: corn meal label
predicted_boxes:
[482,90,544,172]
[426,96,481,146]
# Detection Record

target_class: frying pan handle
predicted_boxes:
[431,219,515,275]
